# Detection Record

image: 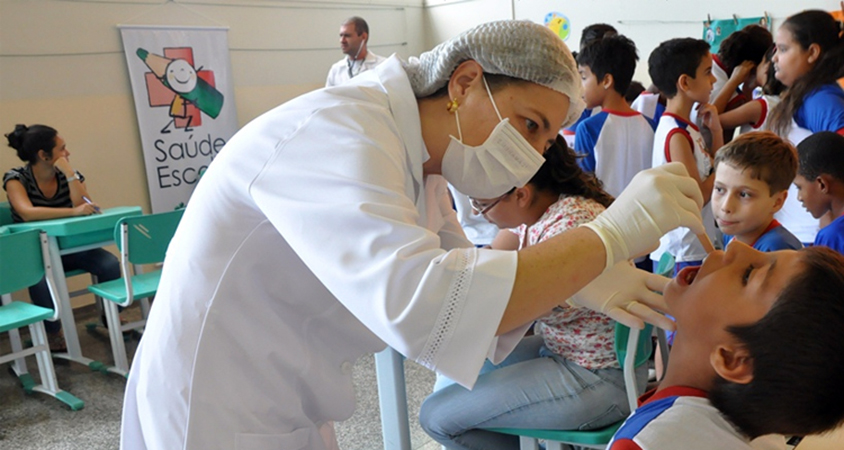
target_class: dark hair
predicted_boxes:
[5,124,58,165]
[709,246,844,438]
[718,25,773,74]
[760,45,786,96]
[648,38,711,98]
[529,135,613,208]
[625,81,646,104]
[713,131,797,194]
[577,35,639,95]
[344,16,369,36]
[769,10,844,135]
[580,23,617,50]
[796,131,844,182]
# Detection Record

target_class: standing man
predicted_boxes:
[325,16,386,87]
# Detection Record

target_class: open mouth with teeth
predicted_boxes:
[677,266,701,286]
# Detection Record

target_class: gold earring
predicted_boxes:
[446,98,459,113]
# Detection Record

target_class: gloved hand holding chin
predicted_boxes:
[568,261,674,331]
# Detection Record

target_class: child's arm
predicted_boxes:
[491,229,520,250]
[712,61,755,114]
[719,100,764,129]
[668,133,714,204]
[698,103,724,156]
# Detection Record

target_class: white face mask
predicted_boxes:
[441,77,545,199]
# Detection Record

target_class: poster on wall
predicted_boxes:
[544,12,571,41]
[119,25,238,213]
[703,16,771,54]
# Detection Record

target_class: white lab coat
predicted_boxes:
[121,56,527,450]
[325,51,386,87]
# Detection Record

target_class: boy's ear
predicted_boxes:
[711,344,754,385]
[771,189,788,213]
[602,73,614,91]
[676,74,691,95]
[817,174,832,194]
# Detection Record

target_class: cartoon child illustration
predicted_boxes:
[137,48,224,133]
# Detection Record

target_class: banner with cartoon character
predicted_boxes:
[120,25,238,213]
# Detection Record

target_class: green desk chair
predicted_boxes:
[0,229,84,410]
[1,201,103,312]
[87,209,184,376]
[484,322,656,449]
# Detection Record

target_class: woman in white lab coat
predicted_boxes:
[121,21,704,450]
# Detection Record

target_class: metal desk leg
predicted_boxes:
[46,236,105,372]
[374,347,412,450]
[2,293,29,377]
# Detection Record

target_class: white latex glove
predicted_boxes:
[581,162,705,270]
[569,261,675,331]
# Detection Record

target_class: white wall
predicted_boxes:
[0,0,426,211]
[0,0,425,306]
[422,0,843,85]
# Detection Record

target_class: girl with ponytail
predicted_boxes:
[420,137,643,449]
[769,10,844,245]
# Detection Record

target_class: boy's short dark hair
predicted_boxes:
[713,131,797,195]
[796,131,844,182]
[710,246,844,438]
[648,38,711,98]
[718,25,773,74]
[579,23,617,49]
[577,35,639,96]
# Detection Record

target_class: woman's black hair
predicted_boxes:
[718,24,772,74]
[761,45,786,96]
[709,246,844,438]
[770,10,844,135]
[529,135,613,208]
[5,124,58,165]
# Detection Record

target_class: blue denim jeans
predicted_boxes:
[419,335,647,450]
[28,248,120,333]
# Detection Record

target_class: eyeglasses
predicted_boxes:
[470,188,515,215]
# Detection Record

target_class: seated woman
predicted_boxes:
[419,136,648,449]
[3,124,119,351]
[609,242,844,449]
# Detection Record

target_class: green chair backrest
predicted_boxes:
[655,252,676,278]
[614,322,654,370]
[114,209,184,265]
[0,229,46,295]
[0,201,14,227]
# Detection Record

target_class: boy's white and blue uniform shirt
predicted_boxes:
[574,109,656,198]
[609,386,786,450]
[650,113,717,263]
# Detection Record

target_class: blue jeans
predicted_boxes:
[419,335,647,450]
[28,248,120,333]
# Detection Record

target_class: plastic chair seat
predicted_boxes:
[87,270,161,304]
[0,302,54,333]
[487,422,622,446]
